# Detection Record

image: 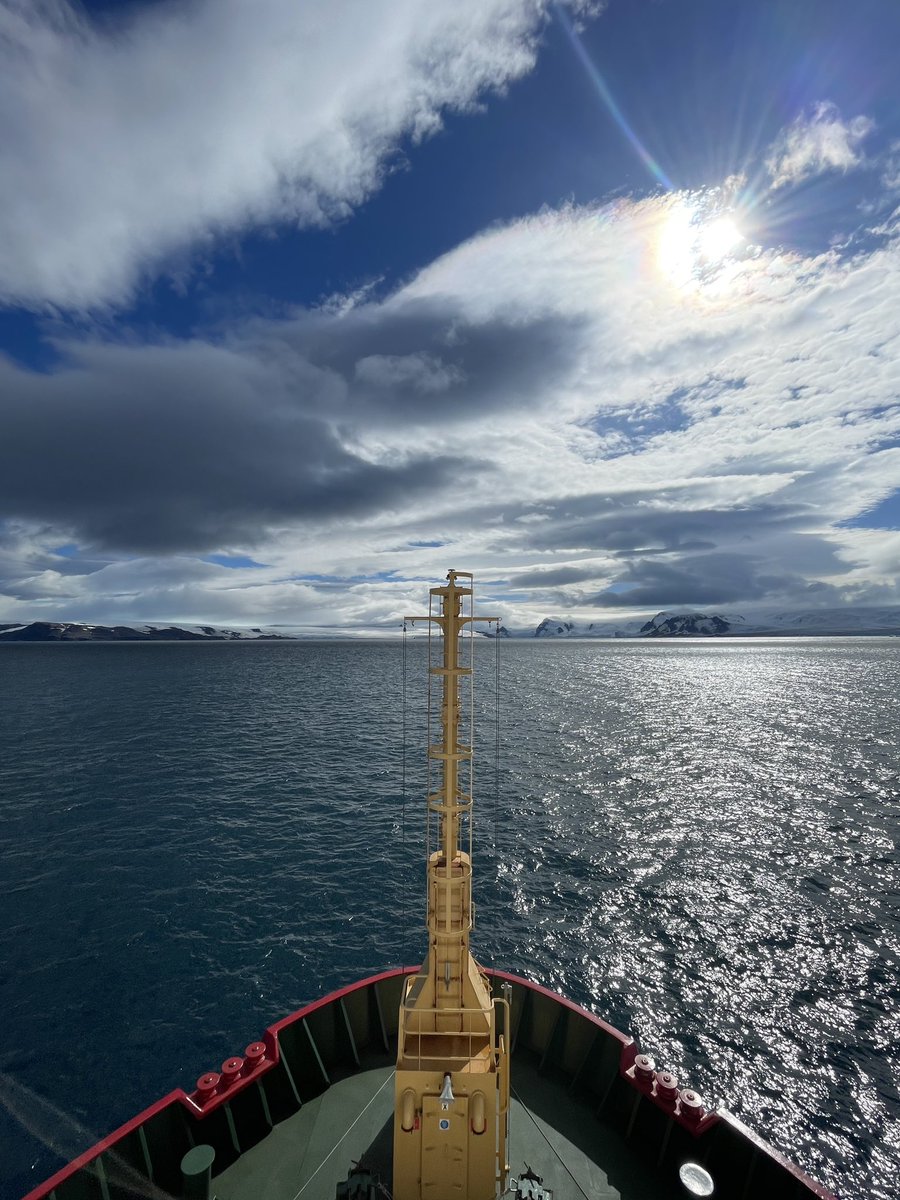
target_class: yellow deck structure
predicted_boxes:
[392,571,510,1200]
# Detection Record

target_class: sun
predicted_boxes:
[698,215,743,262]
[656,199,745,290]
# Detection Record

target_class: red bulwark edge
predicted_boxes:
[21,968,836,1200]
[21,967,417,1200]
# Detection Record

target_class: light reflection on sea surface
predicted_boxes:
[486,640,899,1200]
[0,638,898,1200]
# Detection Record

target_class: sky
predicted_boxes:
[2,0,900,631]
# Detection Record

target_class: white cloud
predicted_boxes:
[766,101,875,190]
[880,140,900,194]
[3,190,900,625]
[0,0,577,310]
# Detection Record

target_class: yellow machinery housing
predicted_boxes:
[393,571,510,1200]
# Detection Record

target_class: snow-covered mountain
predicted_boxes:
[742,608,900,635]
[0,622,294,642]
[512,607,900,638]
[533,616,646,638]
[640,612,738,637]
[4,607,900,643]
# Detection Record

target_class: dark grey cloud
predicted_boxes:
[519,497,816,555]
[507,565,601,588]
[459,492,831,566]
[578,544,854,609]
[0,293,590,555]
[589,552,817,608]
[0,341,477,554]
[476,491,853,609]
[242,298,591,426]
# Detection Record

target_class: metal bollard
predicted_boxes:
[181,1144,216,1200]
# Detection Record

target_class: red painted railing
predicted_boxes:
[21,967,836,1200]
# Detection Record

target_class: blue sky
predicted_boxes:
[1,0,899,628]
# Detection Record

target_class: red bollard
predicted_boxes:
[633,1053,656,1088]
[195,1072,220,1105]
[244,1042,266,1072]
[678,1088,705,1125]
[221,1057,244,1088]
[655,1071,679,1106]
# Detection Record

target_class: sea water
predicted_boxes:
[0,638,898,1200]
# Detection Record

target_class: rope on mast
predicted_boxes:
[467,575,475,868]
[493,618,501,853]
[425,589,434,899]
[401,620,407,850]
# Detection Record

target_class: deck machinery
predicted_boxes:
[392,571,510,1200]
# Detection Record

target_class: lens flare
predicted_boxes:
[554,5,674,192]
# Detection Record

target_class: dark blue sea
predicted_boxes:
[1,639,898,1200]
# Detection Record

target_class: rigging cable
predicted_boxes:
[401,620,407,850]
[290,1069,397,1200]
[426,593,433,892]
[468,577,475,866]
[493,618,500,853]
[510,1081,593,1200]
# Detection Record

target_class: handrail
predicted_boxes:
[398,980,508,1072]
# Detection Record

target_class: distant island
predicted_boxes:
[0,622,292,642]
[3,607,900,642]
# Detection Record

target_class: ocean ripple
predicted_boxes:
[0,638,898,1199]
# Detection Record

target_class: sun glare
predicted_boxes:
[656,200,745,292]
[699,216,743,262]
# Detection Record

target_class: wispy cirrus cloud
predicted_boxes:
[765,101,875,190]
[0,0,588,311]
[880,141,900,194]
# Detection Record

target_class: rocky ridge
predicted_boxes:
[505,607,900,638]
[0,622,292,642]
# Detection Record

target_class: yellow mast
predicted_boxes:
[393,571,510,1200]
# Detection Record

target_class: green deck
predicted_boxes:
[26,973,830,1200]
[212,1060,684,1200]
